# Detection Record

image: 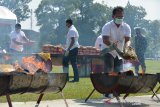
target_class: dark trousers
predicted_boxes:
[135,53,146,74]
[103,53,123,97]
[104,53,123,73]
[62,48,79,81]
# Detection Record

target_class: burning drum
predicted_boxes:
[85,72,158,104]
[90,73,157,94]
[0,53,68,107]
[0,71,67,96]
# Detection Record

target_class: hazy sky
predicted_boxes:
[21,0,160,32]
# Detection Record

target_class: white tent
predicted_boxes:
[0,6,17,50]
[0,6,17,27]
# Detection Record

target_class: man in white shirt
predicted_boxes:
[9,23,34,53]
[95,35,103,50]
[102,6,131,73]
[101,6,131,98]
[63,19,80,82]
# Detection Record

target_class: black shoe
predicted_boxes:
[69,80,79,82]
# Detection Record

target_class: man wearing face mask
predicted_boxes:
[101,6,131,98]
[9,23,35,53]
[62,19,80,82]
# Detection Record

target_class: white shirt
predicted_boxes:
[102,20,131,59]
[10,30,27,52]
[95,35,103,50]
[66,25,80,50]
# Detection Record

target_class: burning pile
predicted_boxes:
[0,53,51,75]
[42,44,64,54]
[78,46,100,55]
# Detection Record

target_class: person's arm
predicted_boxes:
[124,37,131,48]
[67,37,75,51]
[124,24,131,49]
[64,30,75,56]
[103,36,111,46]
[21,31,36,45]
[102,24,112,47]
[22,36,30,43]
[12,38,23,45]
[21,31,30,43]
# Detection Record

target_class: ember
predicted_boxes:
[0,53,52,74]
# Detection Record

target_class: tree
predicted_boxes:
[124,2,148,36]
[124,2,151,57]
[146,20,160,58]
[0,0,31,22]
[35,0,111,46]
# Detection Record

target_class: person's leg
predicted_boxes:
[103,53,114,98]
[134,63,139,75]
[69,48,79,82]
[104,53,114,73]
[134,53,143,75]
[62,55,70,81]
[139,54,146,73]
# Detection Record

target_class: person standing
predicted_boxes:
[101,6,131,97]
[63,19,80,82]
[9,23,35,53]
[134,27,148,75]
[95,35,103,50]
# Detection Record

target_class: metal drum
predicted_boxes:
[0,53,68,107]
[90,73,157,94]
[0,72,67,96]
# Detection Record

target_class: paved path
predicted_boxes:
[0,95,160,107]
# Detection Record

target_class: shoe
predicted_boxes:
[103,94,113,99]
[69,80,79,82]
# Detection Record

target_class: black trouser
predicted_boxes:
[135,53,146,74]
[104,53,123,73]
[103,53,123,97]
[62,48,79,81]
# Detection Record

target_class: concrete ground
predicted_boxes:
[0,95,160,107]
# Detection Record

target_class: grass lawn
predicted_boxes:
[0,60,160,102]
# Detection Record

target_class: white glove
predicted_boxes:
[64,50,69,56]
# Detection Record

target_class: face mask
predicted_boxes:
[114,18,123,24]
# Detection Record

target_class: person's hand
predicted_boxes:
[25,40,36,45]
[64,50,69,56]
[100,43,116,56]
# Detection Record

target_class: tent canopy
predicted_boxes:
[0,6,17,25]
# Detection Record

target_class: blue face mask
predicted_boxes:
[114,18,123,24]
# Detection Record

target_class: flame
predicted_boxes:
[22,56,47,73]
[14,60,24,72]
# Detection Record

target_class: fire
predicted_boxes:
[22,56,47,73]
[14,60,24,72]
[11,56,48,74]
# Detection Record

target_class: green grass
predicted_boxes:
[0,60,160,102]
[145,60,160,74]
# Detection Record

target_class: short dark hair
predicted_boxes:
[15,23,21,29]
[112,6,124,16]
[66,19,73,25]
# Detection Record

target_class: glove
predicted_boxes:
[64,50,69,56]
[100,44,116,56]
